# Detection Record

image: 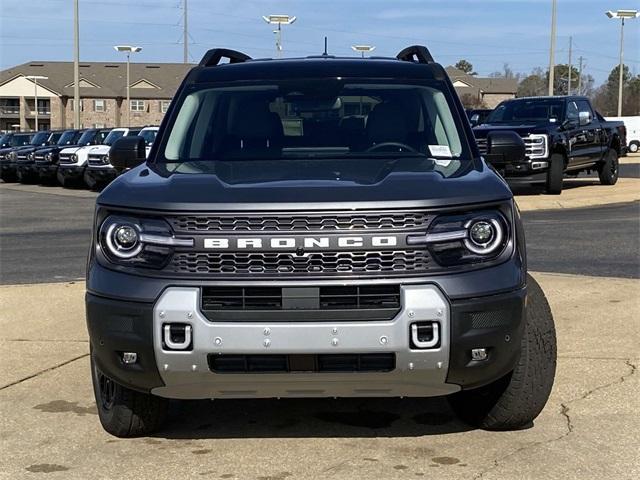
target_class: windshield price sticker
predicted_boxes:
[428,145,453,158]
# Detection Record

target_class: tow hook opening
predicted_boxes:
[163,323,193,351]
[410,321,440,349]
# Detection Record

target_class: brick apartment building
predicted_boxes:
[0,61,192,131]
[0,60,518,132]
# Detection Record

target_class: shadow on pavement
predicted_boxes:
[156,396,474,439]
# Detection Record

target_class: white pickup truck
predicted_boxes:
[83,126,158,189]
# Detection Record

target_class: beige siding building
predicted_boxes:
[0,61,192,131]
[446,67,518,109]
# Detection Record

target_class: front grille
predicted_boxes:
[88,154,107,166]
[208,353,396,373]
[59,153,73,164]
[201,285,401,321]
[167,211,432,233]
[475,137,488,155]
[169,250,430,276]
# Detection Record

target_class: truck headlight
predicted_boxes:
[71,154,77,162]
[102,154,109,164]
[525,134,548,159]
[98,215,193,269]
[408,206,512,267]
[45,152,52,161]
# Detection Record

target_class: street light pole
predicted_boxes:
[114,45,142,127]
[606,10,639,116]
[263,15,297,58]
[351,45,376,58]
[73,0,80,128]
[25,75,48,131]
[548,0,557,96]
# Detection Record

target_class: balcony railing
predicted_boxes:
[0,106,20,115]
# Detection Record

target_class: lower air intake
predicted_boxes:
[208,353,396,373]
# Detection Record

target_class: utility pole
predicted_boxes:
[567,36,573,95]
[577,56,584,95]
[73,0,80,128]
[183,0,188,63]
[548,0,557,96]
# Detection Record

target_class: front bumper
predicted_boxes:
[57,164,85,181]
[36,163,58,180]
[86,271,526,399]
[84,166,118,187]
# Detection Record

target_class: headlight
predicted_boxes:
[525,134,548,159]
[409,207,511,267]
[71,154,77,162]
[98,215,193,269]
[8,152,16,160]
[28,152,34,160]
[45,152,52,161]
[102,154,109,164]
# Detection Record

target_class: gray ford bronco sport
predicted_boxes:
[86,46,557,437]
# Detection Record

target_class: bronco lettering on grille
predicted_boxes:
[203,236,399,250]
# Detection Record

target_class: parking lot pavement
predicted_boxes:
[0,272,638,480]
[514,155,640,211]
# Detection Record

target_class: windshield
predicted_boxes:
[139,129,157,145]
[77,130,99,145]
[10,134,33,147]
[102,129,126,146]
[160,80,468,165]
[48,132,63,144]
[487,99,564,124]
[30,132,50,145]
[57,130,81,145]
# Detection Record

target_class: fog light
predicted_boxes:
[471,348,488,361]
[122,352,138,364]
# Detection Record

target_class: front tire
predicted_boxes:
[90,348,168,437]
[545,153,564,194]
[628,141,639,154]
[447,274,557,430]
[598,149,619,185]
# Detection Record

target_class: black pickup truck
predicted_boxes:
[473,96,626,194]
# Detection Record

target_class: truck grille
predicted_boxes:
[475,137,488,155]
[168,249,430,276]
[208,353,396,373]
[167,210,432,233]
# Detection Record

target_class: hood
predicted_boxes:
[88,145,111,155]
[60,145,83,155]
[473,123,554,139]
[98,158,512,211]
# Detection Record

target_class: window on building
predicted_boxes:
[94,99,105,112]
[70,99,83,111]
[130,100,145,112]
[160,100,171,113]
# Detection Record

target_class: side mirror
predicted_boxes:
[486,130,525,163]
[469,114,480,127]
[109,136,146,173]
[579,111,591,127]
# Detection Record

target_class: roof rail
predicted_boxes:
[396,45,434,64]
[199,48,251,67]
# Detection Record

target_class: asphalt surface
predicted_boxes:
[0,184,638,284]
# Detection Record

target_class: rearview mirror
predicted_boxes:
[485,130,525,163]
[109,136,146,173]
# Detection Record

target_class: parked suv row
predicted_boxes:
[0,126,158,190]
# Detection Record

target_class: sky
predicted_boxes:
[1,0,638,85]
